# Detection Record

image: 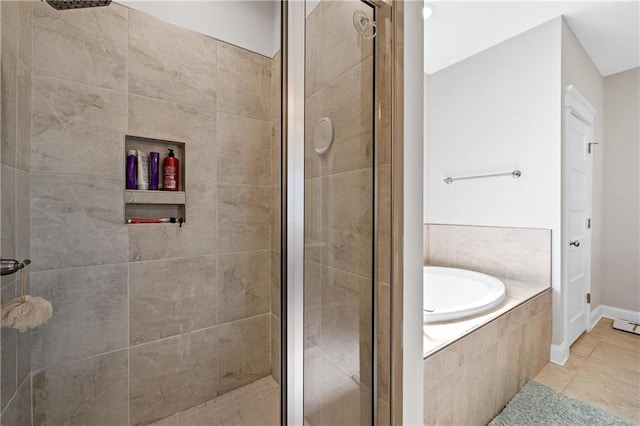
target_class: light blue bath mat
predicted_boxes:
[489,381,635,426]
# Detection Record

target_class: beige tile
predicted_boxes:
[271,51,282,122]
[31,75,127,176]
[1,282,17,412]
[589,319,640,352]
[128,95,217,183]
[495,325,526,405]
[564,359,640,424]
[30,264,128,369]
[128,8,216,110]
[130,328,218,426]
[217,250,270,323]
[305,55,374,178]
[1,43,17,167]
[304,261,322,344]
[217,42,271,121]
[317,265,370,378]
[217,314,271,393]
[271,185,280,252]
[32,349,129,426]
[16,59,30,172]
[217,184,271,253]
[325,168,373,277]
[305,0,373,97]
[504,228,551,285]
[533,362,576,392]
[33,1,128,90]
[129,181,217,261]
[1,1,18,55]
[31,173,128,271]
[455,225,507,277]
[423,338,464,386]
[271,314,280,386]
[16,0,32,69]
[0,374,31,426]
[570,333,600,359]
[304,177,326,266]
[1,165,16,269]
[303,347,362,425]
[217,113,271,185]
[271,250,280,318]
[130,256,217,345]
[425,224,458,268]
[271,120,281,188]
[588,343,640,373]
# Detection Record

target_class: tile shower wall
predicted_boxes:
[1,1,33,424]
[27,3,278,425]
[424,224,552,285]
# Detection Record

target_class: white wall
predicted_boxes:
[424,18,563,343]
[117,1,280,57]
[404,1,424,423]
[602,67,640,313]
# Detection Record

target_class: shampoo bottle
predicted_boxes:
[149,152,160,190]
[163,149,179,191]
[126,150,137,189]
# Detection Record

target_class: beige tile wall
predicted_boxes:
[424,224,552,285]
[1,1,33,423]
[26,3,279,425]
[423,291,552,425]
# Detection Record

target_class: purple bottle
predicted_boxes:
[149,152,160,190]
[126,150,137,189]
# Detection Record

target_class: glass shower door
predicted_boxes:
[303,1,376,424]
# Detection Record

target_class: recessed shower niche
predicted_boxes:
[124,135,186,224]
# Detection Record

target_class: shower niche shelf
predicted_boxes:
[124,135,186,224]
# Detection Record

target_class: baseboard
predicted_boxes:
[550,343,569,366]
[589,305,602,331]
[599,305,640,323]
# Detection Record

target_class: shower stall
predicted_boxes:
[0,0,396,424]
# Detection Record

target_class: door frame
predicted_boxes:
[562,85,596,349]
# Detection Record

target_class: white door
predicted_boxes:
[565,107,593,347]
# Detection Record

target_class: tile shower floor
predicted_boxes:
[150,376,279,426]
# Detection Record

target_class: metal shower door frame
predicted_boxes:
[281,0,399,424]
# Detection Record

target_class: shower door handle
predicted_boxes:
[570,240,580,247]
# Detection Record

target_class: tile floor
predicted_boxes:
[149,376,280,426]
[534,317,640,424]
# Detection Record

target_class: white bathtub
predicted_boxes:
[423,266,507,323]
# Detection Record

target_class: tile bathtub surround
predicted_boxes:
[28,2,280,425]
[424,224,552,285]
[423,291,552,426]
[1,0,33,419]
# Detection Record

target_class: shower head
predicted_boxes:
[44,0,112,10]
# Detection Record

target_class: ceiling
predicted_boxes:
[424,1,640,76]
